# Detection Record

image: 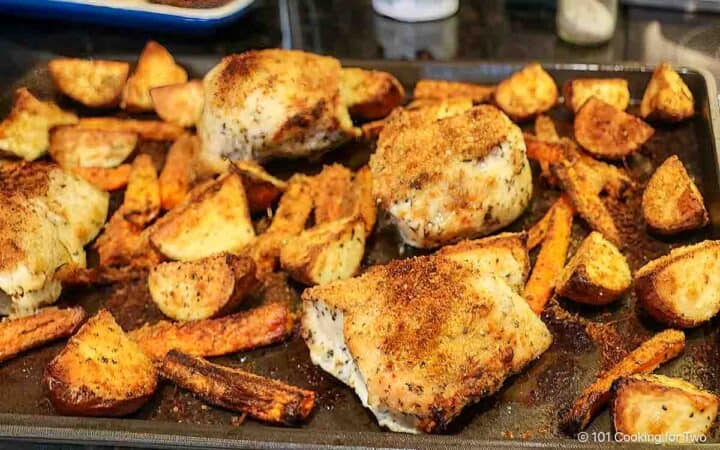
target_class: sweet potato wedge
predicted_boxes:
[149,253,256,321]
[413,79,495,104]
[150,80,204,127]
[151,172,255,261]
[72,164,132,191]
[48,58,129,108]
[129,301,294,360]
[561,329,685,435]
[341,67,404,120]
[641,62,694,122]
[0,88,78,161]
[49,126,137,169]
[0,306,85,363]
[121,40,188,112]
[123,154,161,227]
[231,160,287,213]
[574,97,654,160]
[77,117,183,141]
[159,134,198,210]
[611,374,718,443]
[563,78,630,113]
[43,310,157,417]
[556,231,631,305]
[160,350,316,424]
[280,216,366,286]
[312,164,355,224]
[635,240,720,328]
[642,155,708,235]
[523,195,574,314]
[494,63,557,121]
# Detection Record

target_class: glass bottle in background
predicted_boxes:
[556,0,618,45]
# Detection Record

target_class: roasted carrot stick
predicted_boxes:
[72,164,131,191]
[527,195,574,250]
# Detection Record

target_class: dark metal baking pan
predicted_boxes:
[0,59,717,449]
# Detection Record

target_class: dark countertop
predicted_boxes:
[0,1,719,448]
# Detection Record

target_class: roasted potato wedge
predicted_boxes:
[48,58,129,108]
[149,253,256,321]
[641,62,694,122]
[340,67,404,120]
[0,88,78,161]
[77,117,183,141]
[350,165,376,236]
[413,79,495,104]
[0,306,84,363]
[561,329,685,434]
[642,155,708,235]
[534,114,560,142]
[43,310,157,417]
[95,208,154,267]
[159,134,198,210]
[611,374,718,443]
[160,350,316,424]
[150,172,255,261]
[437,232,529,294]
[635,240,720,328]
[563,78,630,113]
[121,40,188,112]
[123,154,161,227]
[280,216,366,286]
[574,97,654,160]
[231,160,287,213]
[73,164,131,191]
[150,80,204,127]
[312,164,354,224]
[130,301,293,360]
[49,126,137,169]
[556,231,631,305]
[494,63,557,121]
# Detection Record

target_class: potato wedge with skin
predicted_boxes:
[635,240,720,328]
[0,88,78,161]
[150,80,204,127]
[341,68,404,120]
[72,164,131,191]
[280,216,366,286]
[231,160,287,213]
[642,155,708,235]
[151,172,255,261]
[561,329,685,434]
[312,164,354,224]
[494,63,557,121]
[0,306,85,363]
[43,310,157,417]
[48,58,129,108]
[641,62,694,122]
[49,126,137,169]
[77,117,183,141]
[611,374,718,443]
[159,134,198,210]
[149,253,256,321]
[413,79,495,104]
[563,78,630,113]
[161,350,316,424]
[130,301,294,360]
[123,154,161,227]
[556,232,631,305]
[121,41,188,112]
[574,97,654,160]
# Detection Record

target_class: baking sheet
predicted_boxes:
[0,60,718,449]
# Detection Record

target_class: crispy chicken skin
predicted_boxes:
[198,50,358,170]
[301,251,551,433]
[370,105,532,248]
[0,163,108,316]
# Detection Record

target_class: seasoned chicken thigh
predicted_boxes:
[197,49,358,171]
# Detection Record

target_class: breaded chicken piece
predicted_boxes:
[302,253,551,433]
[370,105,532,248]
[198,50,359,170]
[0,163,108,316]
